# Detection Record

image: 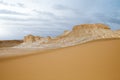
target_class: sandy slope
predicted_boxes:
[0,39,120,80]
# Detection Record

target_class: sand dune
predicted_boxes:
[0,39,120,80]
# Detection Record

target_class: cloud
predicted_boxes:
[0,0,120,40]
[0,0,8,5]
[17,3,25,8]
[53,4,80,13]
[35,10,55,16]
[0,26,15,40]
[53,4,71,10]
[0,16,49,22]
[33,10,57,19]
[0,9,27,15]
[94,12,120,25]
[0,0,25,8]
[0,26,65,40]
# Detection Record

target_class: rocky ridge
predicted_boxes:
[14,24,120,48]
[0,40,23,48]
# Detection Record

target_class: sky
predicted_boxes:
[0,0,120,40]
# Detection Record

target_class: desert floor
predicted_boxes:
[0,39,120,80]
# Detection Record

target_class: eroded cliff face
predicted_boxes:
[24,35,42,43]
[72,24,110,30]
[14,24,120,48]
[24,35,51,43]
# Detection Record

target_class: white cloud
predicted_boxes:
[0,27,13,38]
[0,0,120,40]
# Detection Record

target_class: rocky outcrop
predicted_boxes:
[35,36,41,41]
[61,30,71,36]
[72,24,110,31]
[70,24,115,38]
[14,23,120,48]
[24,34,41,43]
[17,35,52,48]
[55,30,71,39]
[38,36,52,44]
[24,34,34,43]
[53,24,119,42]
[116,30,120,34]
[0,40,23,48]
[115,30,120,37]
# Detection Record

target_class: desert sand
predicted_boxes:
[0,39,120,80]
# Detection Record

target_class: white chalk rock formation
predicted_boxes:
[14,24,120,48]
